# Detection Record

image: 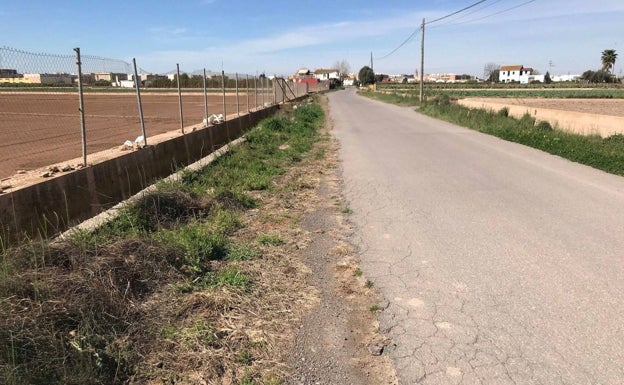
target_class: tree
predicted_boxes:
[358,66,375,86]
[544,71,552,84]
[581,69,615,83]
[332,60,351,77]
[601,49,617,73]
[483,63,500,82]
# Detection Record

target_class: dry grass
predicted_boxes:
[0,98,325,385]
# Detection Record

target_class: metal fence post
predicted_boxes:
[273,77,276,105]
[74,47,87,167]
[246,74,249,114]
[235,72,240,117]
[203,68,208,124]
[254,72,258,110]
[261,76,265,107]
[176,63,184,134]
[221,70,227,121]
[132,58,147,146]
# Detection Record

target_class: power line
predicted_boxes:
[432,0,507,27]
[426,0,489,25]
[375,28,421,60]
[443,0,537,27]
[373,0,534,61]
[375,0,489,60]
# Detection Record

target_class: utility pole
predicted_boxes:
[420,18,425,103]
[370,51,374,71]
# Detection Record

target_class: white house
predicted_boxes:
[313,68,340,81]
[499,65,533,83]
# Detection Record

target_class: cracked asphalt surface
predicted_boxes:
[329,89,624,385]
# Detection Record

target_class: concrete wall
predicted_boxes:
[0,106,279,243]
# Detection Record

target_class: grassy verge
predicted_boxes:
[427,88,624,99]
[359,90,421,106]
[360,90,624,176]
[421,96,624,175]
[0,98,324,385]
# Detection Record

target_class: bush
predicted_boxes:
[497,107,509,117]
[535,121,553,131]
[519,113,536,128]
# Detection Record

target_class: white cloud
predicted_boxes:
[135,11,423,73]
[221,13,421,55]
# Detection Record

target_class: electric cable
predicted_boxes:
[443,0,537,27]
[426,0,489,25]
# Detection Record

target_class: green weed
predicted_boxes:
[226,242,259,261]
[257,234,284,246]
[235,349,253,365]
[205,267,253,291]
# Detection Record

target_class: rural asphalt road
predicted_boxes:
[328,88,624,385]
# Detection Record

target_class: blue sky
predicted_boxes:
[1,0,623,77]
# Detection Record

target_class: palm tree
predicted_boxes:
[601,49,618,73]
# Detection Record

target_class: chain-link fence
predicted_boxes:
[0,46,308,182]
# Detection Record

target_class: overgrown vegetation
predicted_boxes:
[360,91,422,106]
[419,95,624,175]
[0,100,324,384]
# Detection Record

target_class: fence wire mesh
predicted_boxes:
[0,46,309,182]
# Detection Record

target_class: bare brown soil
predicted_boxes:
[468,97,624,117]
[0,92,268,179]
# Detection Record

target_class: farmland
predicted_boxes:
[0,91,266,180]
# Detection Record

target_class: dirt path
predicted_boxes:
[285,96,397,385]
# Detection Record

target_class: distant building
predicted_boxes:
[120,80,136,88]
[0,69,20,78]
[499,65,533,83]
[0,69,26,83]
[93,72,129,85]
[141,74,168,86]
[424,73,472,83]
[295,68,313,78]
[24,73,73,85]
[0,77,30,84]
[552,74,581,82]
[388,74,416,83]
[313,69,340,81]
